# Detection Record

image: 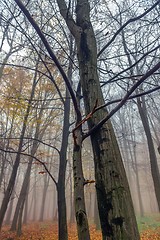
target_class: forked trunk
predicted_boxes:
[75,1,140,239]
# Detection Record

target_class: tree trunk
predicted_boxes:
[56,40,74,239]
[74,1,139,239]
[73,125,90,240]
[57,97,69,240]
[94,193,100,230]
[137,96,160,210]
[10,153,34,230]
[158,146,160,155]
[69,165,75,225]
[133,145,144,217]
[16,198,25,237]
[4,191,15,225]
[121,137,132,184]
[39,174,49,222]
[23,180,29,225]
[32,173,37,221]
[0,127,27,229]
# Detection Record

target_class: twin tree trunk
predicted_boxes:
[71,1,139,239]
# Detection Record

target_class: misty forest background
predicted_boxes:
[0,0,160,239]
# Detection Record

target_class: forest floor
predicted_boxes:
[138,214,160,239]
[0,215,160,240]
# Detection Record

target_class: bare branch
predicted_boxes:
[95,85,160,112]
[101,44,160,86]
[0,147,58,187]
[56,0,79,37]
[75,85,160,135]
[14,0,81,117]
[98,0,160,57]
[0,137,60,155]
[83,61,160,139]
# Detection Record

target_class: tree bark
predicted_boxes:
[74,1,139,239]
[56,38,74,239]
[57,89,69,240]
[72,124,90,240]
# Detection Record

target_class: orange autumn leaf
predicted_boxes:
[1,223,160,240]
[38,171,46,174]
